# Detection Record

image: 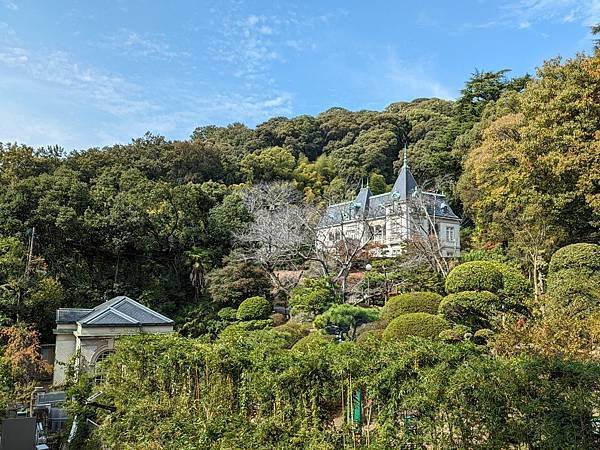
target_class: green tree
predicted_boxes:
[314,304,379,340]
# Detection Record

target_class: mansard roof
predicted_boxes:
[56,296,174,327]
[320,162,459,227]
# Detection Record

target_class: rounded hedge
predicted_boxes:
[548,243,600,274]
[445,261,504,294]
[546,268,600,313]
[382,313,449,342]
[496,264,530,301]
[236,296,272,321]
[291,332,335,352]
[380,292,443,322]
[438,291,501,330]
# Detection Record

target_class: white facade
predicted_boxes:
[318,161,461,258]
[53,296,174,385]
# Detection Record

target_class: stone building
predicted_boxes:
[317,156,461,257]
[53,296,173,385]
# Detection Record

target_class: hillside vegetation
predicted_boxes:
[1,30,600,449]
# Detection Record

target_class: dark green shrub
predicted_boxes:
[438,291,501,330]
[314,304,379,340]
[217,307,238,321]
[445,261,504,294]
[496,264,530,302]
[548,243,600,274]
[381,292,443,321]
[382,313,449,341]
[236,296,272,321]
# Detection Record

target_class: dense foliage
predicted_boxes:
[2,27,600,450]
[383,312,450,341]
[380,291,443,321]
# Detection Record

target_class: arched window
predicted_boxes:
[93,349,114,384]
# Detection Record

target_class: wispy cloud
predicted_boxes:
[100,29,190,61]
[383,51,454,100]
[503,0,600,27]
[460,0,600,32]
[1,0,18,11]
[209,14,284,82]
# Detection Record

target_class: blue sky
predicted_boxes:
[0,0,598,150]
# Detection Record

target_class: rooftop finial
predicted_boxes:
[403,142,408,168]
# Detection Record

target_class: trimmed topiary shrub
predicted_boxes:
[546,268,600,314]
[548,243,600,274]
[382,313,449,341]
[314,304,379,340]
[380,292,443,322]
[220,319,274,337]
[438,291,501,330]
[236,296,272,321]
[356,328,383,344]
[445,260,531,303]
[291,332,335,352]
[445,261,504,294]
[495,264,530,302]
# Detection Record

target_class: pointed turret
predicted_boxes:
[353,185,372,216]
[392,144,417,199]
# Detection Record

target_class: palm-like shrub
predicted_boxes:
[236,296,272,321]
[380,292,443,322]
[383,313,449,341]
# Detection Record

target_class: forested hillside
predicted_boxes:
[1,29,600,449]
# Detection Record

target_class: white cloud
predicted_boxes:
[101,29,190,61]
[503,0,600,27]
[383,52,454,100]
[1,1,18,11]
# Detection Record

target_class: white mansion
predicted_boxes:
[317,156,461,257]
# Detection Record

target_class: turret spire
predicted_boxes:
[403,142,408,168]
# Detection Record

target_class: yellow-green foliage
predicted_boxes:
[445,261,530,301]
[383,313,449,341]
[291,331,335,352]
[445,261,504,294]
[236,296,272,321]
[546,244,600,314]
[548,243,600,274]
[381,292,443,321]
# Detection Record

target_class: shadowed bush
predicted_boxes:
[439,291,502,330]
